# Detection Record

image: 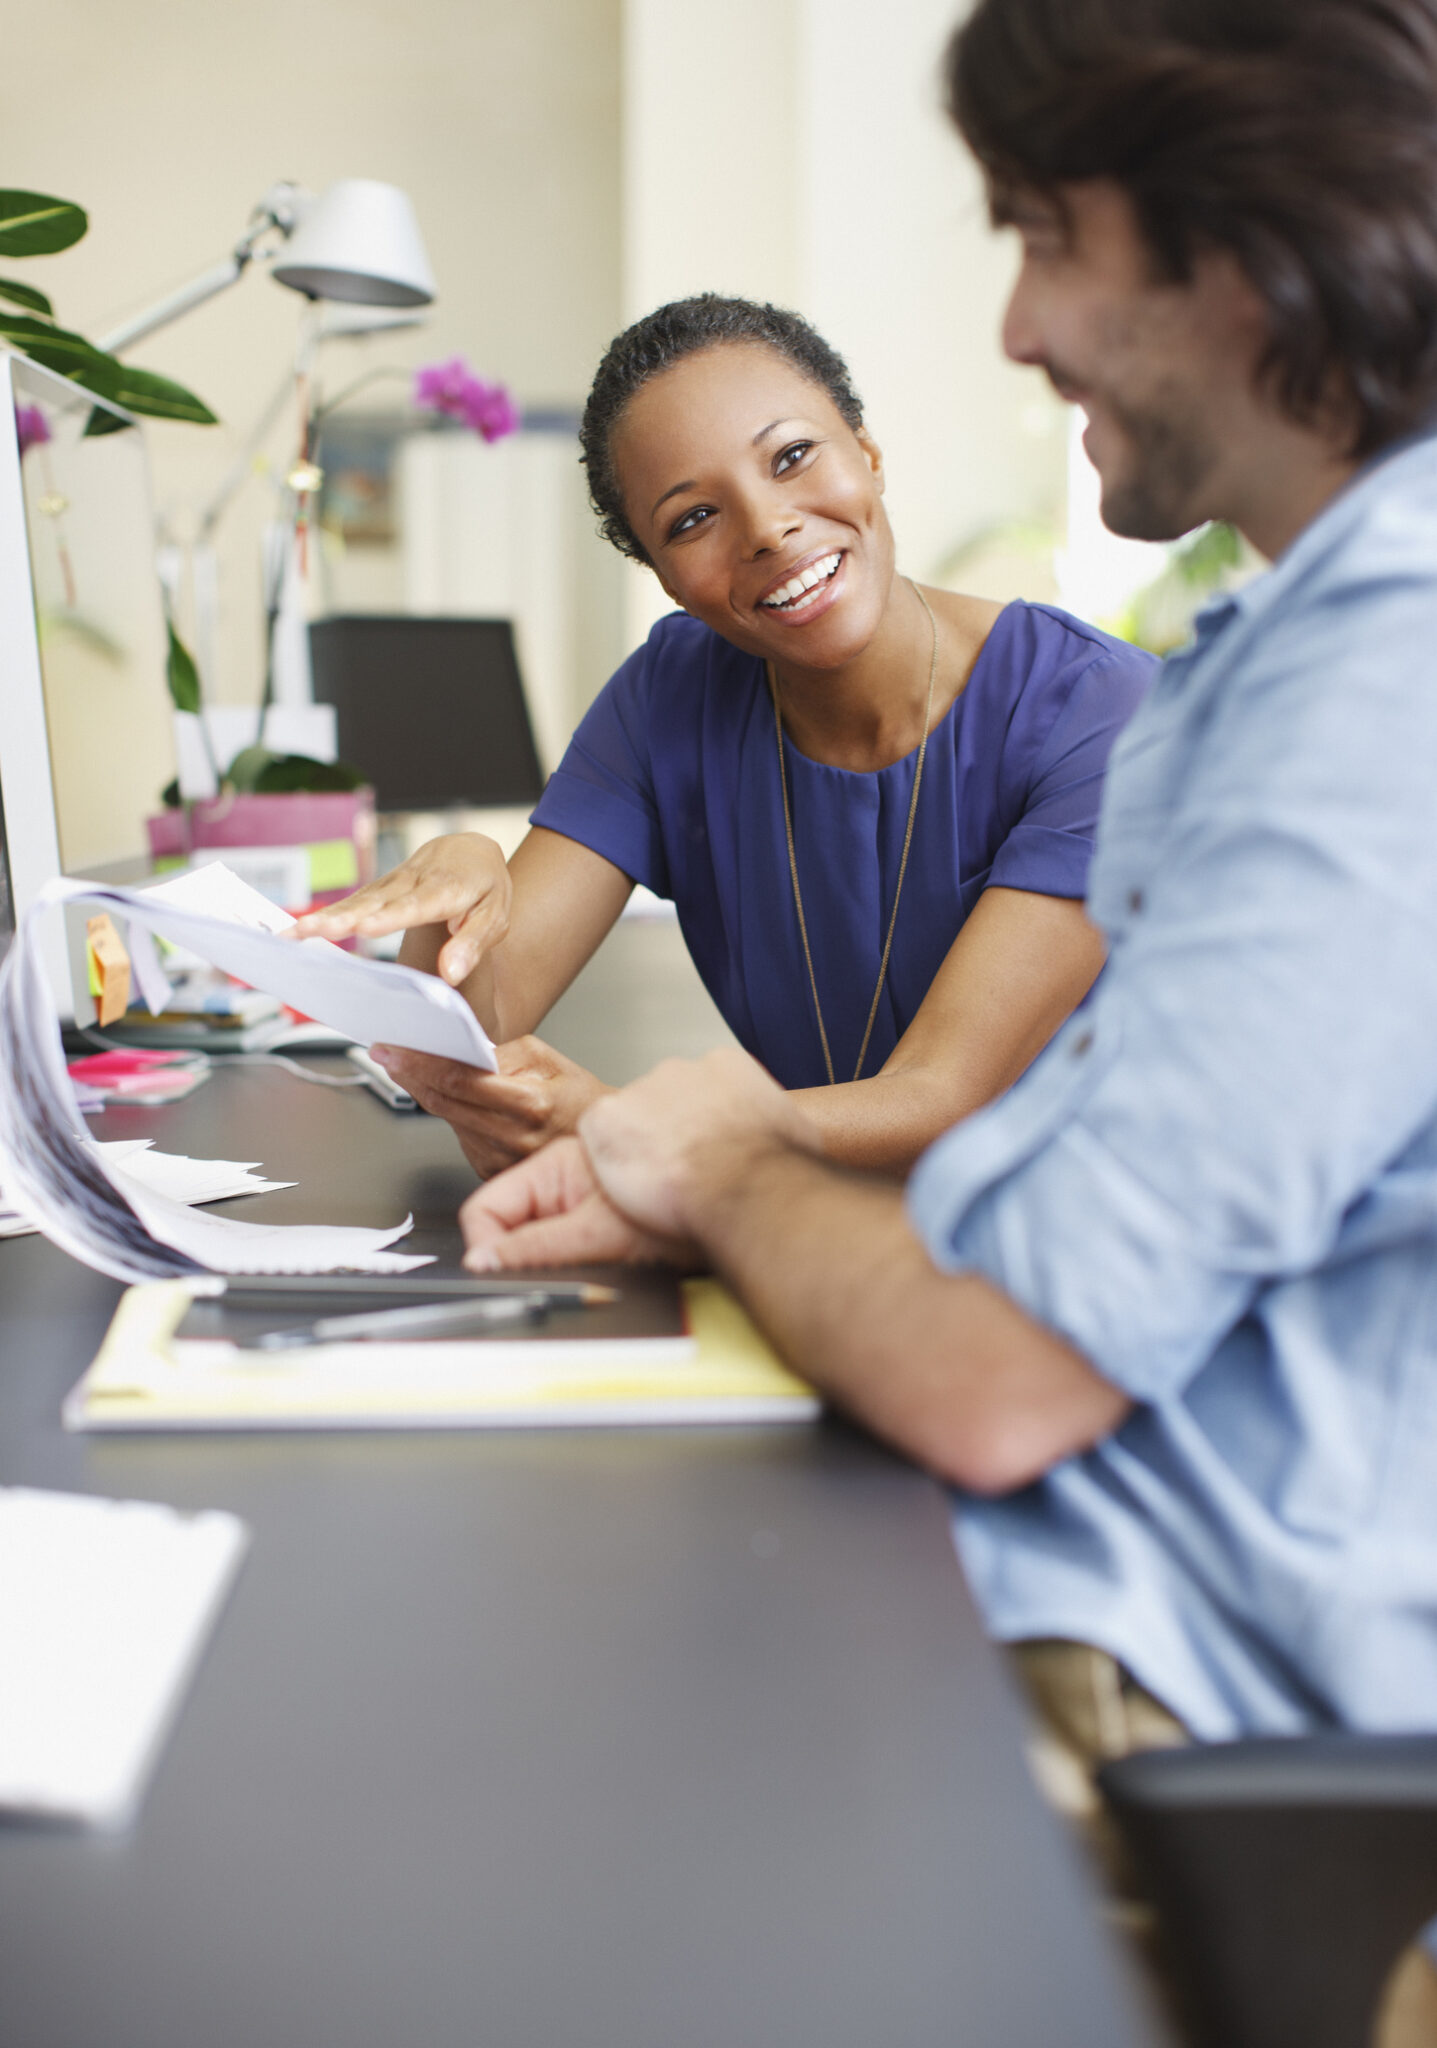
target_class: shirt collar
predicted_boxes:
[1195,426,1437,640]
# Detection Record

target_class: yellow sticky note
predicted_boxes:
[307,839,359,894]
[85,914,131,1027]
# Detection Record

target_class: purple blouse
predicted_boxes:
[531,603,1154,1089]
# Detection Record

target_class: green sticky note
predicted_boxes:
[307,838,358,893]
[87,947,102,997]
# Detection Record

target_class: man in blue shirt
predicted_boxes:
[462,0,1437,2031]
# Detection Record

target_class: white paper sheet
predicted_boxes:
[0,1486,249,1828]
[0,877,439,1283]
[0,1143,292,1240]
[58,865,498,1069]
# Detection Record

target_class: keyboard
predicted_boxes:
[0,1486,249,1828]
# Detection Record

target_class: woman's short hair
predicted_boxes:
[945,0,1437,456]
[580,294,864,562]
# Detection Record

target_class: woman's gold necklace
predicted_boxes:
[767,578,939,1086]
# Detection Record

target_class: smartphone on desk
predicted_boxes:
[346,1046,423,1112]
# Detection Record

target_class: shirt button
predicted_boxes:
[1071,1030,1094,1059]
[1127,887,1145,914]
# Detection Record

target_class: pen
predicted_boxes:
[248,1292,558,1351]
[220,1277,620,1304]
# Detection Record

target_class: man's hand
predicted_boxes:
[458,1047,1127,1492]
[457,1047,817,1269]
[576,1047,822,1240]
[372,1036,608,1180]
[461,1137,690,1269]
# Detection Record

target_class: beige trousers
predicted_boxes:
[1009,1638,1437,2048]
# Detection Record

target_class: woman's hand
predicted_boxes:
[291,833,512,989]
[371,1035,610,1180]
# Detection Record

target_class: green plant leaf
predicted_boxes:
[100,362,217,426]
[0,320,216,431]
[0,317,130,428]
[225,747,368,795]
[35,344,126,415]
[0,276,52,315]
[253,753,367,794]
[0,191,87,257]
[165,620,201,715]
[81,405,134,438]
[224,745,276,793]
[0,311,101,368]
[1174,521,1243,586]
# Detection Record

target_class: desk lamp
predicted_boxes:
[97,179,434,355]
[95,181,436,792]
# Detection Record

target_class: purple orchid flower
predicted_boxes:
[413,356,519,444]
[15,403,50,457]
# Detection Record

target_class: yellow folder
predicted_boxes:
[62,1277,820,1433]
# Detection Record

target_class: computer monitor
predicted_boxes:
[0,772,15,969]
[308,615,545,812]
[0,351,176,1017]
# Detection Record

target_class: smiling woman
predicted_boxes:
[294,295,1155,1179]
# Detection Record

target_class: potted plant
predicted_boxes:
[0,188,377,908]
[2,193,517,914]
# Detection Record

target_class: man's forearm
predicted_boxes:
[681,1135,1130,1494]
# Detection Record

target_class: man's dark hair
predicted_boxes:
[945,0,1437,456]
[579,293,864,562]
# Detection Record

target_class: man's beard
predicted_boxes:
[1090,385,1219,543]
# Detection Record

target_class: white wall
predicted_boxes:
[399,430,582,771]
[1,0,1066,839]
[2,0,625,727]
[619,0,1065,645]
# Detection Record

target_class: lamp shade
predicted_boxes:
[271,179,435,308]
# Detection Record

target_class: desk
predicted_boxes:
[0,938,1146,2046]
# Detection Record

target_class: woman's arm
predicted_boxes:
[296,828,634,1178]
[793,886,1105,1174]
[399,827,634,1041]
[298,825,632,1041]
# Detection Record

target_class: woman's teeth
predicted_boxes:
[761,552,841,611]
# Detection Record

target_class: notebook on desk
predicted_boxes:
[63,1274,820,1433]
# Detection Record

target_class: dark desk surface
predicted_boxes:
[0,985,1146,2046]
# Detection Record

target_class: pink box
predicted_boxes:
[145,788,377,910]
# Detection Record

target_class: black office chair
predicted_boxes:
[1098,1735,1437,2048]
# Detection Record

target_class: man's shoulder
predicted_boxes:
[1186,433,1437,705]
[1285,431,1437,598]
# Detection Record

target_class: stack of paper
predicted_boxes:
[0,863,499,1283]
[0,1140,295,1242]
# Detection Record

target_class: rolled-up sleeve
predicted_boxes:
[531,633,671,894]
[908,572,1437,1405]
[987,634,1153,900]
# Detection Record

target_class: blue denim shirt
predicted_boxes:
[907,432,1437,1741]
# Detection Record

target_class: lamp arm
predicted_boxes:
[96,257,248,356]
[95,181,309,357]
